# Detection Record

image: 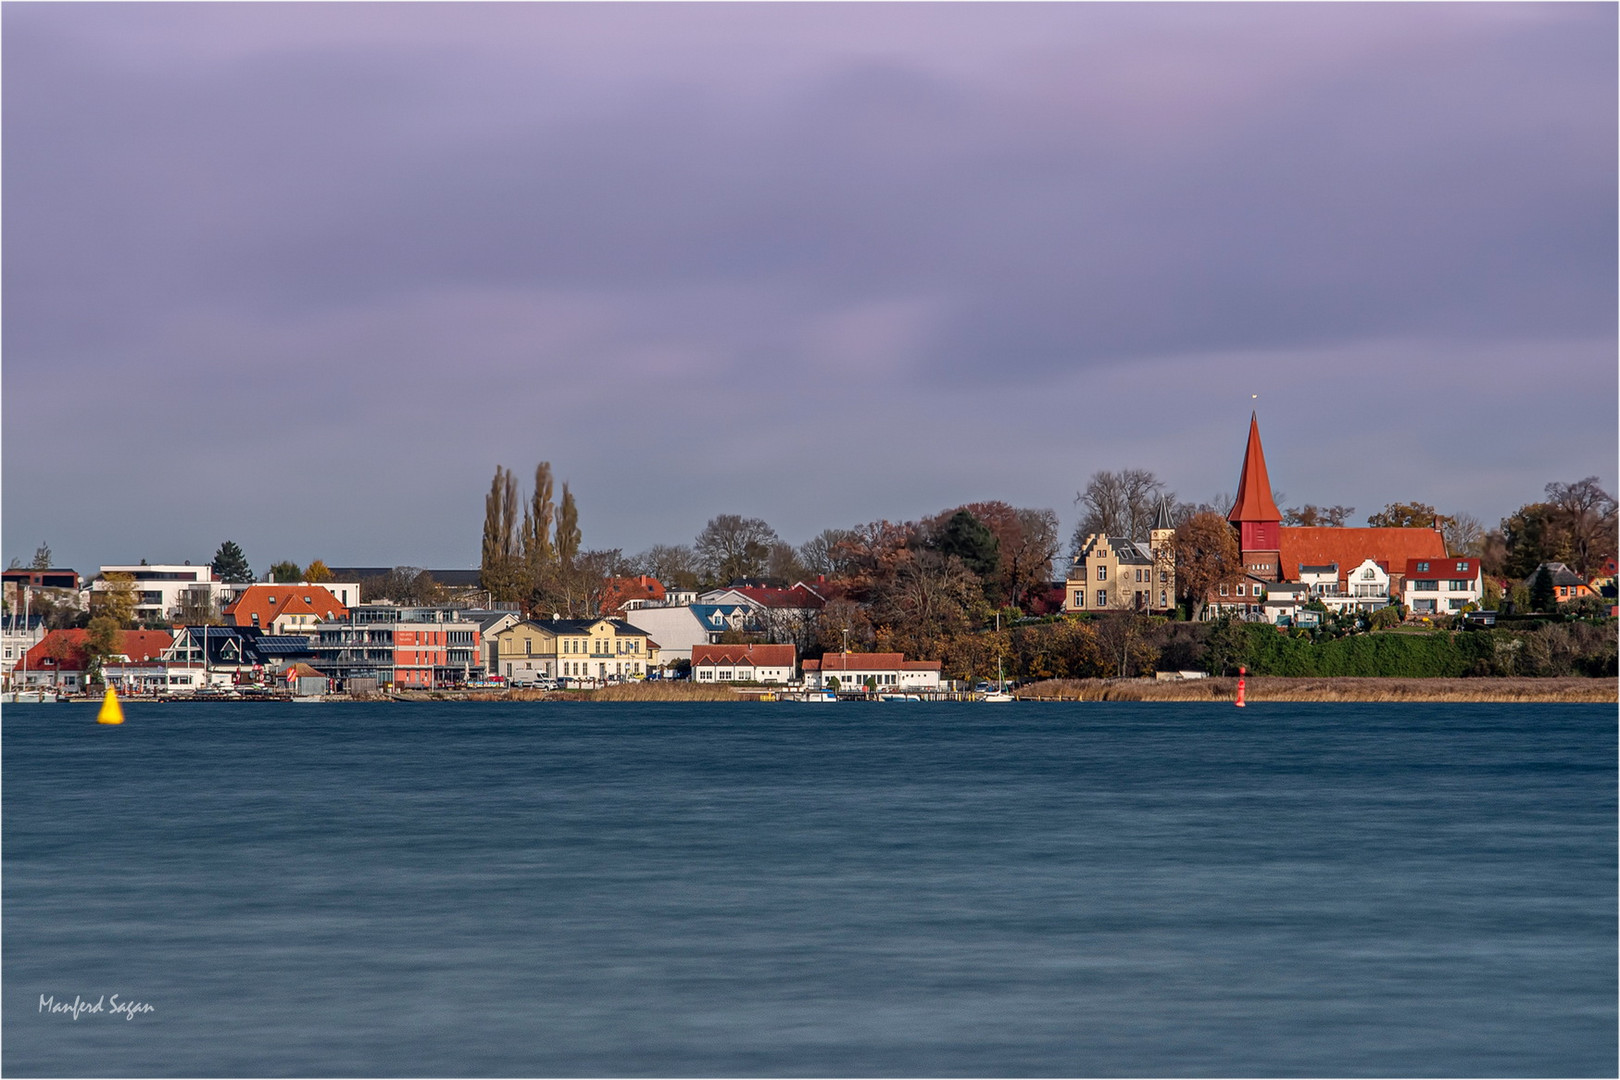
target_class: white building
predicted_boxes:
[691,644,796,684]
[620,604,756,669]
[1402,557,1483,615]
[93,564,231,623]
[802,652,942,692]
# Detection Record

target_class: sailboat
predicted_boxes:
[982,612,1013,701]
[8,586,57,704]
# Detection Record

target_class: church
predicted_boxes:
[1216,413,1447,618]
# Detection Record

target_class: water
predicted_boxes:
[4,701,1614,1077]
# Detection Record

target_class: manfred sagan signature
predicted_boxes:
[39,994,155,1020]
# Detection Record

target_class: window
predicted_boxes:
[1219,584,1229,596]
[1160,571,1168,583]
[1416,562,1428,573]
[1236,585,1246,596]
[1413,580,1438,591]
[525,639,532,656]
[1096,590,1106,606]
[1160,590,1167,606]
[1073,591,1084,608]
[1097,566,1107,581]
[1446,580,1470,592]
[1456,562,1468,573]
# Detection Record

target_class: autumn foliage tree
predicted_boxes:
[1170,512,1243,621]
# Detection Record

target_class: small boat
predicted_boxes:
[290,694,324,703]
[7,688,59,704]
[791,688,838,703]
[981,655,1014,702]
[878,693,921,701]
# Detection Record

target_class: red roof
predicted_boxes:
[1404,557,1479,581]
[600,576,666,615]
[691,644,797,668]
[726,584,826,609]
[15,628,174,672]
[224,584,348,628]
[1228,413,1282,523]
[1278,528,1446,583]
[816,652,907,671]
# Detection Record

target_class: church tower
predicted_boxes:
[1228,413,1283,582]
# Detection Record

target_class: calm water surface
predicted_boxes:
[4,701,1614,1076]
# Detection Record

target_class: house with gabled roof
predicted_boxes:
[490,617,654,685]
[13,628,174,692]
[802,652,942,692]
[1063,506,1176,615]
[1402,557,1483,615]
[1523,562,1596,605]
[225,584,349,635]
[691,643,796,684]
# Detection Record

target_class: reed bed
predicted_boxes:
[1017,677,1617,703]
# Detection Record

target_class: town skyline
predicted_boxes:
[4,4,1615,575]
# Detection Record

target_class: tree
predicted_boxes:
[212,541,254,584]
[695,514,779,585]
[174,587,223,626]
[304,560,334,583]
[97,572,138,628]
[1366,502,1438,528]
[1529,565,1556,613]
[627,545,701,591]
[766,542,806,586]
[83,615,122,687]
[555,484,582,567]
[1440,513,1485,557]
[1543,477,1618,578]
[268,560,303,583]
[360,567,447,605]
[798,529,855,578]
[1500,502,1568,581]
[481,466,522,601]
[1170,512,1242,622]
[521,462,557,590]
[32,542,52,570]
[931,510,999,580]
[1072,469,1170,550]
[1283,505,1354,527]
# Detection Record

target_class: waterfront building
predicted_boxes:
[312,604,485,690]
[1522,562,1597,604]
[12,628,173,693]
[690,643,796,684]
[620,603,759,669]
[801,652,942,692]
[490,617,655,684]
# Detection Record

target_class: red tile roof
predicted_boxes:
[815,652,907,671]
[691,644,797,668]
[726,584,827,609]
[1278,528,1446,583]
[1405,557,1479,581]
[1228,413,1282,523]
[224,584,348,628]
[15,628,174,672]
[600,576,666,615]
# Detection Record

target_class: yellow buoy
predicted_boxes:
[96,686,125,725]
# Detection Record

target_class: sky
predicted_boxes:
[4,2,1615,576]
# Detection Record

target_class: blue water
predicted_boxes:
[4,701,1614,1077]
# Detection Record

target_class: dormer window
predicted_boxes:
[1416,562,1428,573]
[1456,562,1467,572]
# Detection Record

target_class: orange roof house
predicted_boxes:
[224,584,348,633]
[600,576,666,617]
[14,628,174,682]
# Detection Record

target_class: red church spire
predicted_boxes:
[1228,412,1281,524]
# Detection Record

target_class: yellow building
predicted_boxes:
[1063,501,1177,614]
[491,617,654,685]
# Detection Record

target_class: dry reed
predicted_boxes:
[1017,677,1616,703]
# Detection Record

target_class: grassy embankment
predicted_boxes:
[1016,676,1617,703]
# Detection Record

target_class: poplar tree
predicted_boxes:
[522,462,557,590]
[480,466,522,601]
[556,484,581,567]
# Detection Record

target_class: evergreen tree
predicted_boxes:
[211,541,253,584]
[268,560,303,583]
[31,542,52,570]
[933,510,999,579]
[1529,565,1556,612]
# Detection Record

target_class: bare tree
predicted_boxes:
[1072,469,1167,549]
[1284,504,1356,527]
[799,528,856,577]
[627,544,702,591]
[521,462,556,589]
[1544,477,1618,578]
[695,515,779,585]
[1005,508,1061,608]
[766,541,806,585]
[1440,512,1485,557]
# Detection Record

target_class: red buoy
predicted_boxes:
[1235,666,1247,708]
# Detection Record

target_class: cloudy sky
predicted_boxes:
[4,3,1615,576]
